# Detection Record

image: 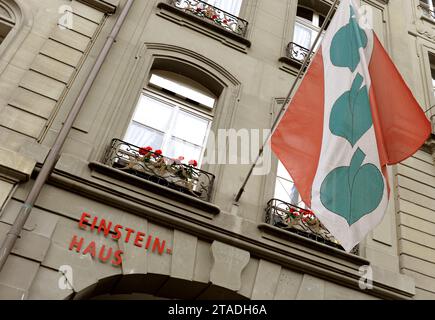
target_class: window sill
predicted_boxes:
[156,2,251,53]
[278,56,306,75]
[258,223,365,264]
[89,161,220,217]
[421,14,435,25]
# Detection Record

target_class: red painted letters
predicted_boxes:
[68,213,172,268]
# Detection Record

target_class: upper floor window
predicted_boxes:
[166,0,249,38]
[420,0,435,19]
[421,0,435,11]
[0,1,16,45]
[430,53,435,96]
[293,6,326,51]
[283,3,330,67]
[124,70,216,167]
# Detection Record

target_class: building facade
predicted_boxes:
[0,0,433,300]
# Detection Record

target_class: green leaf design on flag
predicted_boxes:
[320,148,384,226]
[330,6,368,72]
[330,73,372,147]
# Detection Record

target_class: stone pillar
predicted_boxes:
[0,147,36,212]
[210,241,250,291]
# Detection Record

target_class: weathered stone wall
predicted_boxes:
[0,0,432,300]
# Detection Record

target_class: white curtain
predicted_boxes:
[293,22,313,49]
[205,0,243,16]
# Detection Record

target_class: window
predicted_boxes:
[420,0,435,20]
[421,0,435,11]
[274,161,306,208]
[293,6,326,50]
[204,0,243,16]
[430,53,435,96]
[124,71,216,166]
[0,1,16,45]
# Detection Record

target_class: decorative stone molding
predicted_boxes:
[77,0,119,14]
[258,223,416,299]
[210,241,250,291]
[0,147,36,182]
[415,19,435,41]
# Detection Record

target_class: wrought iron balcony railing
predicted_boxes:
[168,0,249,37]
[265,199,359,254]
[285,42,314,65]
[103,139,215,202]
[419,2,435,20]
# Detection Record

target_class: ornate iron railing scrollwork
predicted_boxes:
[265,199,359,255]
[285,42,314,65]
[103,139,215,202]
[168,0,249,37]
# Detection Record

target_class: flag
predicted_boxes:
[271,0,431,252]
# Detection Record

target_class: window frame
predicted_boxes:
[293,6,326,50]
[422,48,435,125]
[123,74,215,168]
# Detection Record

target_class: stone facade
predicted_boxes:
[0,0,433,300]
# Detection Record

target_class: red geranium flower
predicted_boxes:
[212,15,218,19]
[189,160,198,167]
[139,146,153,155]
[154,150,163,156]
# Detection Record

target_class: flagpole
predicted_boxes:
[234,0,340,203]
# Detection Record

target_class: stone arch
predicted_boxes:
[69,273,250,300]
[0,0,33,74]
[140,43,243,201]
[97,42,242,202]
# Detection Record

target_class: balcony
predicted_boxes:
[265,199,359,254]
[166,0,249,37]
[279,42,314,71]
[102,139,215,202]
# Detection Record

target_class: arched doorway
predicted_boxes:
[72,273,249,300]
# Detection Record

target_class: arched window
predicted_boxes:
[429,53,435,97]
[0,0,16,45]
[124,69,217,167]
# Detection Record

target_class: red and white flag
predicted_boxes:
[272,0,431,252]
